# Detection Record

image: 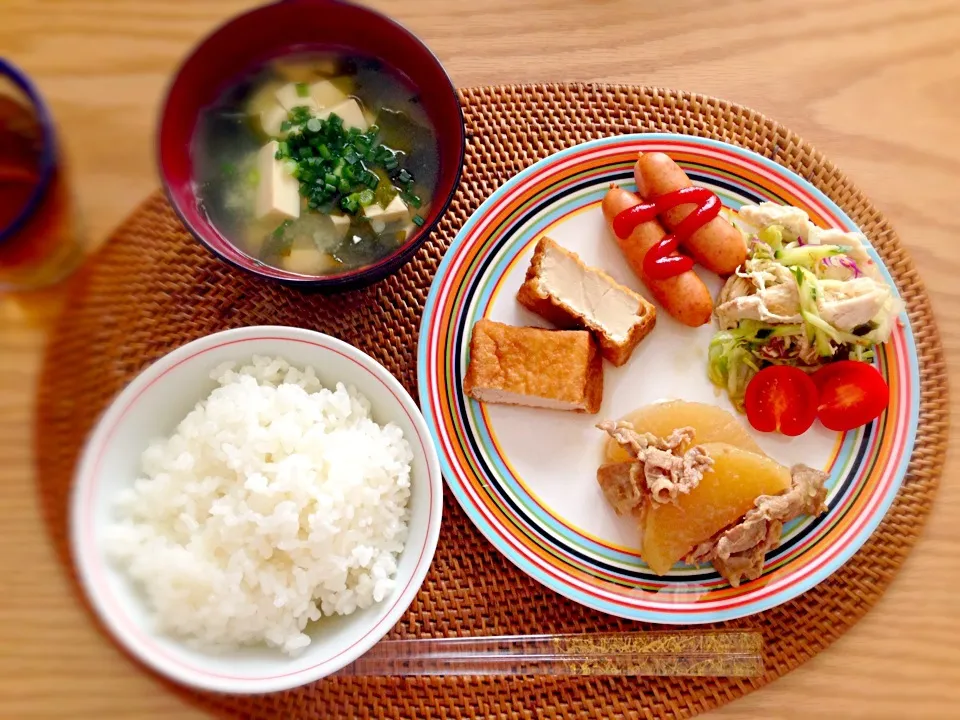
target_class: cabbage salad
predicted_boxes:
[708,203,903,411]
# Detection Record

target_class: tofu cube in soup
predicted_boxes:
[255,141,300,223]
[363,195,408,233]
[330,213,351,240]
[319,98,369,132]
[246,80,284,118]
[260,104,288,138]
[308,79,347,109]
[275,82,319,112]
[282,248,339,275]
[274,56,338,82]
[363,194,408,223]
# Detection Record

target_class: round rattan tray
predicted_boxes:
[36,84,948,719]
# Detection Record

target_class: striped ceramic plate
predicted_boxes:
[417,134,918,623]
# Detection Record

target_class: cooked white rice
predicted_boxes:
[104,355,412,655]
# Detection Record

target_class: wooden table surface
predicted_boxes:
[3,0,959,717]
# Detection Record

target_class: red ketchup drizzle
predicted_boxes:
[612,186,721,280]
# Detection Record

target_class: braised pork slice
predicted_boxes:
[596,421,713,504]
[596,461,645,517]
[685,463,828,587]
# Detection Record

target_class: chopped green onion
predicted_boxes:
[259,106,419,225]
[375,182,398,207]
[340,195,360,214]
[290,106,312,124]
[280,120,292,132]
[412,214,425,227]
[295,82,309,97]
[401,191,422,209]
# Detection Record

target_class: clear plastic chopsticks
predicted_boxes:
[337,630,763,678]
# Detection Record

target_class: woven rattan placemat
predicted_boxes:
[36,84,948,719]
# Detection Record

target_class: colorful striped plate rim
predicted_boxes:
[417,134,918,623]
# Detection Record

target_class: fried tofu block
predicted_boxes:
[463,319,603,413]
[517,237,656,366]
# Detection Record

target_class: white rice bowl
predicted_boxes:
[104,355,413,656]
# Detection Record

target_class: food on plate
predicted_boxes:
[193,52,437,275]
[464,319,603,413]
[743,365,819,437]
[597,411,828,583]
[640,442,797,578]
[596,461,646,518]
[104,356,412,655]
[597,422,713,506]
[602,185,714,327]
[632,152,747,275]
[811,360,889,431]
[516,236,656,366]
[686,464,828,586]
[741,358,890,436]
[603,399,763,463]
[708,201,903,413]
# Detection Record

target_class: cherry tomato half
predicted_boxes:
[744,365,819,436]
[811,360,889,432]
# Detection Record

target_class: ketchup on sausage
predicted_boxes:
[612,187,721,280]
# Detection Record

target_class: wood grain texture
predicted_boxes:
[2,0,959,717]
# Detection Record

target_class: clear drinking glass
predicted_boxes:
[0,58,84,291]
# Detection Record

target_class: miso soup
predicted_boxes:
[192,52,439,276]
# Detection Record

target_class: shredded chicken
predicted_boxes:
[715,290,802,330]
[796,335,819,366]
[817,229,882,282]
[738,203,813,243]
[713,217,898,344]
[596,421,713,504]
[818,277,892,331]
[716,274,753,307]
[715,256,804,330]
[685,464,829,587]
[739,203,882,284]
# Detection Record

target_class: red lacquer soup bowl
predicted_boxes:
[159,0,464,291]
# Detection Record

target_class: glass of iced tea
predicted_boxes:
[0,58,84,291]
